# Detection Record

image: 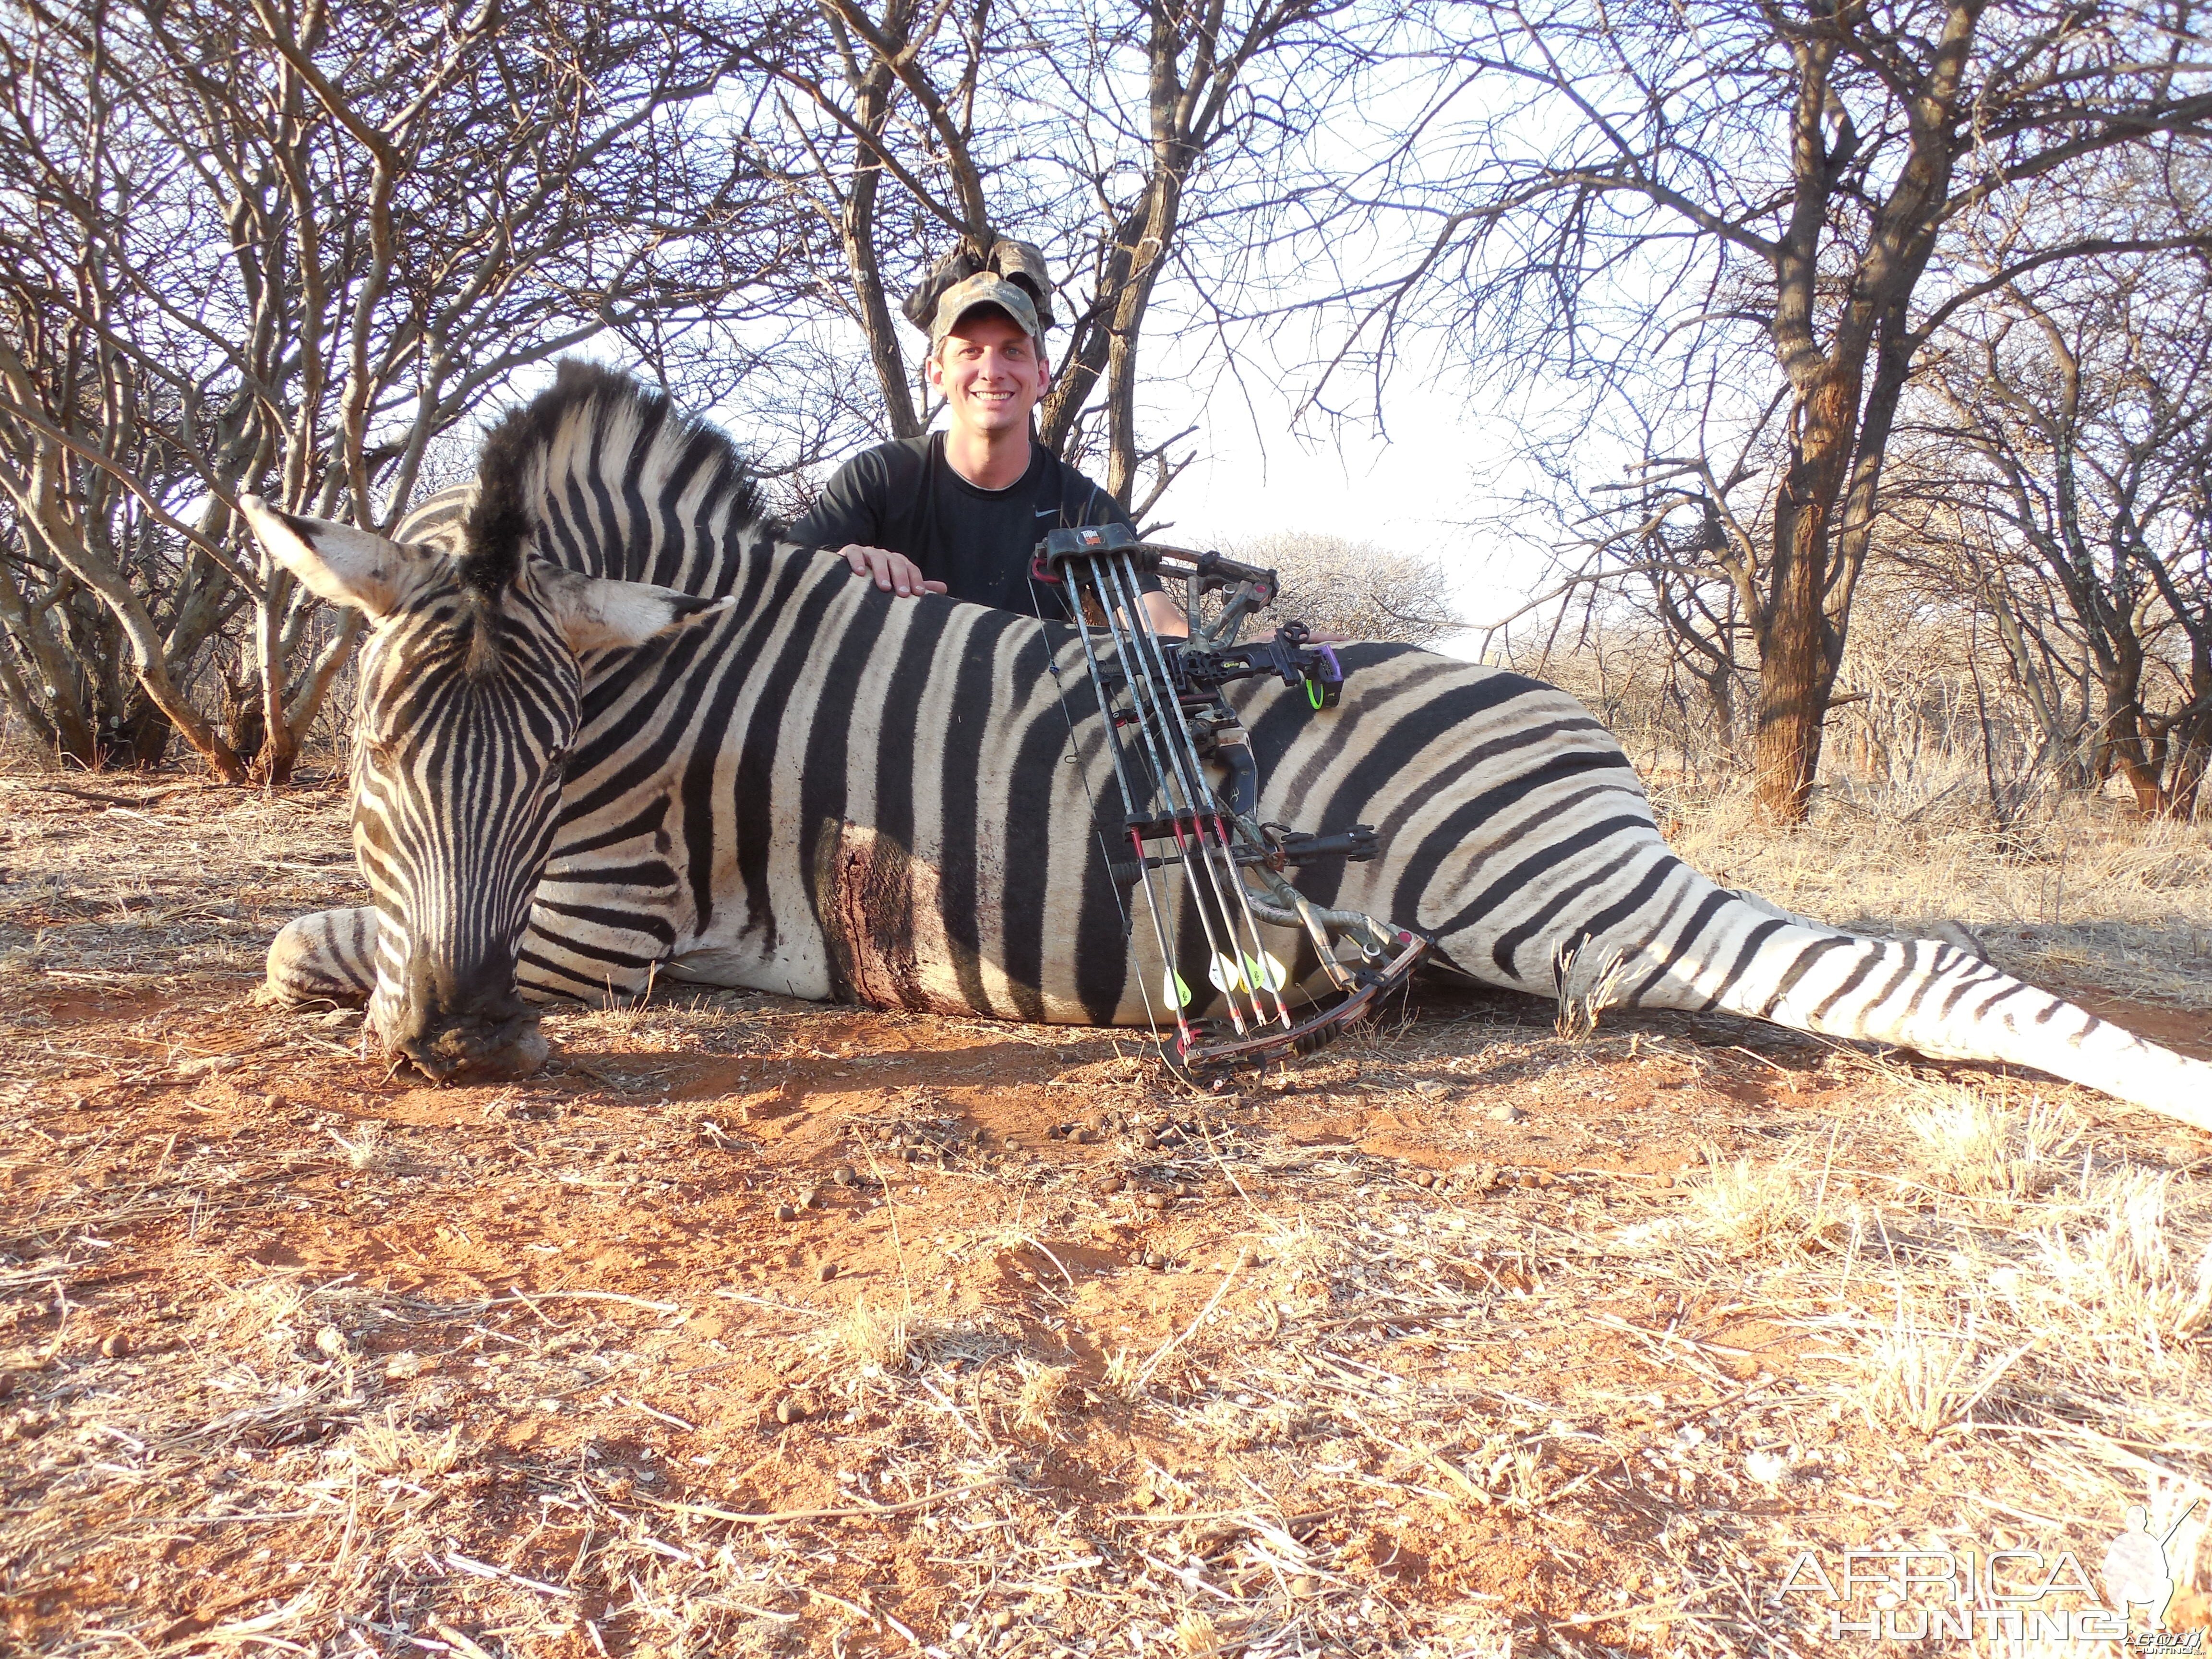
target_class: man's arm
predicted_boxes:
[790,448,946,599]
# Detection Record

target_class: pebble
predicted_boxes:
[775,1397,808,1425]
[1474,1163,1500,1191]
[1095,1175,1125,1195]
[1290,1576,1318,1598]
[1003,1136,1022,1152]
[989,1610,1014,1632]
[99,1332,130,1360]
[1491,1104,1528,1123]
[775,1203,798,1222]
[903,1146,922,1163]
[1237,1247,1264,1269]
[1141,1191,1169,1211]
[313,1325,348,1358]
[832,1164,859,1188]
[1135,1130,1158,1151]
[1143,1250,1168,1270]
[818,1262,840,1282]
[801,1188,825,1210]
[971,1127,988,1145]
[1411,1170,1437,1189]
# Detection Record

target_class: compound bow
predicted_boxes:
[1033,522,1428,1073]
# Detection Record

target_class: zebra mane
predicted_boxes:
[458,360,763,596]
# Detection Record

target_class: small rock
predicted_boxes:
[1474,1163,1500,1190]
[1143,1250,1168,1270]
[1095,1175,1125,1194]
[1411,1170,1436,1189]
[1515,1170,1540,1188]
[801,1188,825,1210]
[903,1146,922,1163]
[1491,1104,1527,1124]
[832,1164,859,1188]
[775,1397,808,1425]
[99,1332,131,1360]
[1416,1080,1448,1097]
[1004,1136,1022,1152]
[313,1325,347,1358]
[971,1127,987,1145]
[989,1609,1015,1632]
[1290,1575,1318,1598]
[775,1203,798,1222]
[1237,1248,1264,1269]
[1136,1130,1158,1151]
[1141,1191,1169,1211]
[818,1262,840,1282]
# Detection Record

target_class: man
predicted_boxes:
[791,264,1183,634]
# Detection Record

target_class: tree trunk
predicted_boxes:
[254,564,300,785]
[1103,174,1180,503]
[2095,633,2167,815]
[1753,372,1858,823]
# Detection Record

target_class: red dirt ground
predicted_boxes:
[3,774,2208,1657]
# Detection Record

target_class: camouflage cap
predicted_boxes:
[928,272,1045,353]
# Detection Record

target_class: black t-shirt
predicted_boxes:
[788,433,1149,620]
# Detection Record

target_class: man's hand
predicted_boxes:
[1141,589,1188,638]
[840,543,947,598]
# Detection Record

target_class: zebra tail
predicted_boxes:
[1620,880,2212,1132]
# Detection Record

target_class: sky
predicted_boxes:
[1153,380,1548,651]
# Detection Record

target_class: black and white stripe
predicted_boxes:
[263,364,2212,1127]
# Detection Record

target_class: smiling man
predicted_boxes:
[792,260,1178,632]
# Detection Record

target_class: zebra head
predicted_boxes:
[239,493,731,1081]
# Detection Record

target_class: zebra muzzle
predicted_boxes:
[390,1006,548,1082]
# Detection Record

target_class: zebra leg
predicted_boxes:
[1575,860,2212,1131]
[264,907,378,1007]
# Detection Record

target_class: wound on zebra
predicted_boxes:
[241,362,2212,1133]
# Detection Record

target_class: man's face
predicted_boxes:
[927,311,1048,438]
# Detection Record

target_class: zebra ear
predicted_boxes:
[530,563,735,655]
[238,495,428,618]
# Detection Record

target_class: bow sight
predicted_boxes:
[1033,522,1428,1073]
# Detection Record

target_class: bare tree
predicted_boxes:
[0,0,794,779]
[1324,0,2212,822]
[709,0,1359,505]
[1905,253,2212,816]
[1217,529,1459,642]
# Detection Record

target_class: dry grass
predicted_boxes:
[2,765,2210,1657]
[1681,1153,1849,1260]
